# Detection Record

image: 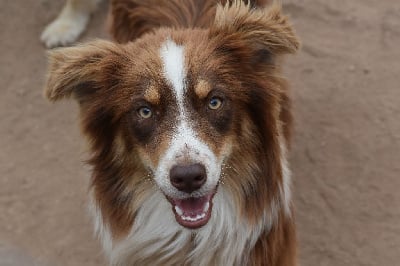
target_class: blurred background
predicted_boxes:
[1,0,399,265]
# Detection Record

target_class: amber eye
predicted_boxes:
[208,97,223,110]
[138,106,152,119]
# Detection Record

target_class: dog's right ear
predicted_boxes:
[44,40,122,103]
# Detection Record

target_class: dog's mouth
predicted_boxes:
[166,191,216,229]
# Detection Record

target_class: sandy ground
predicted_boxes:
[1,0,399,265]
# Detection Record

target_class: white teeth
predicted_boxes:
[203,202,210,213]
[175,201,211,223]
[181,213,206,222]
[174,206,183,216]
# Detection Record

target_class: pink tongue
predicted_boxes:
[175,197,207,216]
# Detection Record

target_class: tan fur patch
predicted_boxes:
[194,79,212,99]
[144,84,160,105]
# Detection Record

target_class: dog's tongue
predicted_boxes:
[168,193,214,229]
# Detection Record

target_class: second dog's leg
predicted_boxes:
[41,0,101,48]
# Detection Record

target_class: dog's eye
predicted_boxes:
[208,97,223,110]
[138,106,152,119]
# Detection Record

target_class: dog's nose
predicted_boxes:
[170,163,207,193]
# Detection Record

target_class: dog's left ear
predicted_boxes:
[210,1,300,66]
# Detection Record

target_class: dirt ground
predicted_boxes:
[1,0,399,265]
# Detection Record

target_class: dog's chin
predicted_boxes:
[166,190,217,229]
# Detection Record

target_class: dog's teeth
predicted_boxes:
[175,206,183,216]
[203,202,210,213]
[181,213,206,222]
[178,201,210,222]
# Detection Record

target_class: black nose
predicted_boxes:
[170,163,207,193]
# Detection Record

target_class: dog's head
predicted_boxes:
[45,2,299,230]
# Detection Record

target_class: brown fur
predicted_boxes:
[109,0,270,43]
[45,0,299,265]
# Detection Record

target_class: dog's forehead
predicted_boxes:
[123,36,215,107]
[159,39,186,106]
[157,39,213,102]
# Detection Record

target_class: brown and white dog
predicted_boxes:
[44,0,300,265]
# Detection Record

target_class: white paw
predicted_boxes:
[41,12,90,48]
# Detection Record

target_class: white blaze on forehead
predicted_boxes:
[160,39,186,110]
[157,39,221,198]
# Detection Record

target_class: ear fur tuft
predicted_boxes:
[212,0,300,55]
[44,40,121,102]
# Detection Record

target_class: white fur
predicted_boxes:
[160,39,186,111]
[41,0,100,48]
[154,120,223,199]
[279,139,292,217]
[157,40,222,199]
[109,186,269,265]
[88,190,113,258]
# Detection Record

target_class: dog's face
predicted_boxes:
[123,36,237,228]
[45,3,299,231]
